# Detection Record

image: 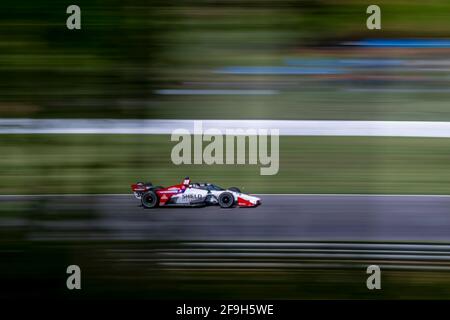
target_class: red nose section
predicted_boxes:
[237,196,261,207]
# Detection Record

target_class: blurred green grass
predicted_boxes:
[136,91,450,121]
[0,1,449,120]
[1,134,450,195]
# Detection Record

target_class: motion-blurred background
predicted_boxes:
[1,0,450,299]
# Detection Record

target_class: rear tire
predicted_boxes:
[141,190,159,208]
[228,187,241,193]
[218,192,235,208]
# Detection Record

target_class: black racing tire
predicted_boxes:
[218,192,235,208]
[228,187,241,193]
[141,190,159,208]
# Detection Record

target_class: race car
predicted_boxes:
[131,177,261,208]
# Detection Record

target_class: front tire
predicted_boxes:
[218,192,235,208]
[141,190,159,208]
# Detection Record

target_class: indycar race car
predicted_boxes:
[131,177,261,208]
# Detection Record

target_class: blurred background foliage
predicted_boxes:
[0,0,449,119]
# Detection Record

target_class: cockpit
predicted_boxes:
[191,182,224,191]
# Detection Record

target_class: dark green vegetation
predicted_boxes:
[2,239,450,299]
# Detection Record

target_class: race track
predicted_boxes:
[2,194,450,242]
[3,193,450,299]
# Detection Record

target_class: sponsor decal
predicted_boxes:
[182,194,203,200]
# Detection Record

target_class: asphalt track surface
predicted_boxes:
[4,194,450,299]
[2,194,450,242]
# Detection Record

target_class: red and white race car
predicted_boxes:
[131,177,261,208]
